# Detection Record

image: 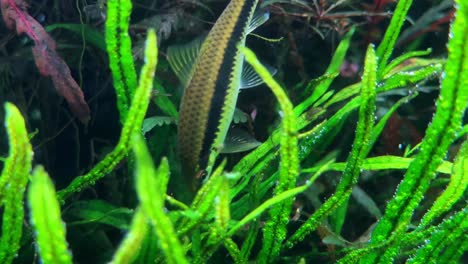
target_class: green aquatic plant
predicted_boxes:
[242,46,299,262]
[105,0,138,122]
[56,24,158,201]
[360,0,468,262]
[0,103,32,264]
[28,166,73,264]
[286,43,377,249]
[0,0,467,263]
[133,135,188,264]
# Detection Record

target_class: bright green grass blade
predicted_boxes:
[325,60,442,108]
[110,208,148,264]
[28,166,73,264]
[134,224,159,263]
[376,0,413,78]
[46,23,106,51]
[106,0,138,122]
[204,176,238,261]
[228,160,333,237]
[222,239,242,263]
[419,139,468,228]
[58,29,159,201]
[369,93,418,149]
[302,156,453,175]
[231,58,440,202]
[243,47,299,263]
[382,48,432,77]
[436,231,468,263]
[286,44,377,249]
[178,161,226,236]
[201,161,332,263]
[295,27,355,115]
[362,0,468,262]
[153,78,179,119]
[0,103,33,202]
[333,91,416,234]
[0,103,33,264]
[66,200,133,229]
[214,176,231,234]
[407,208,468,264]
[133,135,188,264]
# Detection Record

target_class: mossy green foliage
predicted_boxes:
[1,0,467,263]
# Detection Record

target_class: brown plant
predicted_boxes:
[1,0,90,124]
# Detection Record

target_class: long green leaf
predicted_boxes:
[46,23,106,51]
[419,139,468,228]
[28,166,73,264]
[407,208,468,264]
[110,208,148,264]
[0,103,33,264]
[133,135,188,264]
[106,0,138,122]
[58,29,159,201]
[286,44,377,248]
[376,0,413,78]
[302,156,453,175]
[243,47,299,263]
[363,0,468,261]
[295,27,355,115]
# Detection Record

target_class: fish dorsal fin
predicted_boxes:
[240,61,277,89]
[167,9,271,87]
[247,9,270,34]
[166,35,206,85]
[220,127,261,154]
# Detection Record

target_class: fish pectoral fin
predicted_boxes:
[240,60,277,89]
[142,116,176,135]
[220,127,261,154]
[247,9,270,34]
[233,108,250,124]
[167,34,206,85]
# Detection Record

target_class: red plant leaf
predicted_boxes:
[1,0,90,124]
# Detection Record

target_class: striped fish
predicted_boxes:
[168,0,272,183]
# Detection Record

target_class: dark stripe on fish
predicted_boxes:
[199,0,257,169]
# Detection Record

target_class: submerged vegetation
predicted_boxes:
[0,0,467,263]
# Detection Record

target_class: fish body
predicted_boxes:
[178,0,260,179]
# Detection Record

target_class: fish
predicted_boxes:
[168,0,273,183]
